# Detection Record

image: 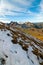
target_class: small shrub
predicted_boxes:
[1,58,6,65]
[42,30,43,32]
[5,55,8,58]
[19,40,23,46]
[11,39,17,44]
[7,33,10,36]
[39,53,43,59]
[22,44,28,51]
[32,48,38,55]
[31,29,35,31]
[40,62,43,65]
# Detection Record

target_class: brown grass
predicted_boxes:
[40,62,43,65]
[12,35,17,44]
[22,28,43,41]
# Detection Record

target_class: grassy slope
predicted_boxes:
[23,28,43,41]
[15,27,43,41]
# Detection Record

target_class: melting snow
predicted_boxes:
[0,29,40,65]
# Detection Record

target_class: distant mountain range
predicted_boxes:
[7,21,43,29]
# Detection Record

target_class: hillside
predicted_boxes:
[0,22,43,65]
[8,22,43,41]
[22,28,43,41]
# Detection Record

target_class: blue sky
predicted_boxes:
[0,0,43,23]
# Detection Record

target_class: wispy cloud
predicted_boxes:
[0,0,43,23]
[31,0,43,22]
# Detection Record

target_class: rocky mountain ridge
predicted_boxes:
[7,21,43,29]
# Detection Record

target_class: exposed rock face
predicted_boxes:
[8,21,43,29]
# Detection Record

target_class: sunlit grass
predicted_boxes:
[23,28,43,41]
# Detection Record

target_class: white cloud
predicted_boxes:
[0,18,10,23]
[0,0,34,23]
[0,0,43,23]
[28,0,43,23]
[12,0,34,6]
[34,0,43,22]
[0,0,27,17]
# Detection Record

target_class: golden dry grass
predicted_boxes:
[14,27,43,41]
[22,28,43,41]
